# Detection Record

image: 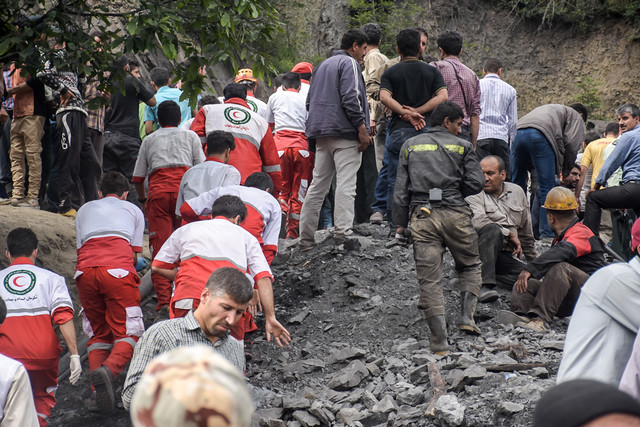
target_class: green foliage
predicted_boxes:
[0,0,283,105]
[493,0,640,30]
[575,74,603,119]
[347,0,428,58]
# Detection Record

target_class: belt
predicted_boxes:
[624,180,640,184]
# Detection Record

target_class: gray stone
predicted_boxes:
[336,408,365,424]
[433,394,466,426]
[350,289,370,299]
[397,386,426,406]
[289,308,310,324]
[372,381,386,397]
[283,396,311,410]
[541,339,564,351]
[284,359,326,374]
[447,369,465,390]
[292,411,321,427]
[457,354,479,368]
[309,401,335,425]
[500,401,525,414]
[384,371,396,385]
[372,395,398,413]
[395,338,421,353]
[385,356,406,371]
[287,422,302,427]
[412,352,438,365]
[326,347,367,365]
[463,365,487,382]
[362,390,379,409]
[254,408,286,427]
[366,362,381,376]
[530,367,549,378]
[409,363,430,384]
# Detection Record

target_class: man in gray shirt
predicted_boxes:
[122,267,253,411]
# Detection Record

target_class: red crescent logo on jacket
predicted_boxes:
[4,270,37,295]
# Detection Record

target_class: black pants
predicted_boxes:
[56,110,100,211]
[476,138,511,181]
[583,182,640,234]
[478,223,525,290]
[354,143,378,224]
[103,130,143,206]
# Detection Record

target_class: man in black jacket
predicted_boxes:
[393,101,484,355]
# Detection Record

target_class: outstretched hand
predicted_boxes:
[265,317,291,347]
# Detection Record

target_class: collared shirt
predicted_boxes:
[465,182,537,260]
[84,80,105,133]
[477,73,517,143]
[363,47,389,122]
[121,310,245,410]
[2,69,14,111]
[602,136,623,187]
[431,57,481,126]
[596,124,640,186]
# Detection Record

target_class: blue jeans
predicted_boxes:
[511,128,556,238]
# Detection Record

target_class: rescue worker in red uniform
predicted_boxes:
[0,228,81,426]
[75,171,146,413]
[152,195,291,346]
[132,100,205,314]
[190,83,282,192]
[266,72,312,238]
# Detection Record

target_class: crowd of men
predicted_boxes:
[2,22,640,426]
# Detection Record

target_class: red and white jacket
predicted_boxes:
[190,98,282,192]
[152,217,273,304]
[266,88,309,152]
[179,185,281,264]
[0,259,74,370]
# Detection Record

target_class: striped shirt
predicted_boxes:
[2,69,13,111]
[478,73,517,143]
[431,57,481,126]
[121,310,244,410]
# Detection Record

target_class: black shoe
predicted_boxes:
[90,366,115,413]
[459,291,481,335]
[478,286,499,303]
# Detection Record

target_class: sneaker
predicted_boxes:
[17,198,39,209]
[516,317,548,332]
[298,239,316,251]
[496,310,530,326]
[478,286,499,303]
[58,208,77,218]
[370,211,384,224]
[90,366,115,413]
[9,197,23,206]
[0,198,11,205]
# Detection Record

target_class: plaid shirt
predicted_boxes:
[2,69,14,111]
[432,57,481,126]
[84,80,105,132]
[121,310,245,410]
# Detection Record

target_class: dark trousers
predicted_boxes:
[354,143,378,223]
[89,128,104,167]
[476,138,511,181]
[510,262,589,324]
[583,182,640,235]
[0,110,12,185]
[478,223,525,289]
[55,110,100,212]
[103,130,143,206]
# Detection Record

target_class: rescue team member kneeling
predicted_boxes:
[393,101,484,355]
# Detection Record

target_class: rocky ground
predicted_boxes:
[44,219,565,426]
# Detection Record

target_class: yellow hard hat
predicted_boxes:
[235,68,257,83]
[542,186,578,211]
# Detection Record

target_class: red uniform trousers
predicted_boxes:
[279,147,313,239]
[147,191,181,309]
[172,299,257,340]
[27,365,58,427]
[76,267,143,378]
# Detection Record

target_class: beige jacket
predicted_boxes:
[365,52,396,122]
[465,181,538,260]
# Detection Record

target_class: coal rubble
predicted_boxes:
[248,225,564,426]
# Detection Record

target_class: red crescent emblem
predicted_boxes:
[12,276,25,287]
[232,111,242,119]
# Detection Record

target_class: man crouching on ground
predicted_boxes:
[393,101,484,355]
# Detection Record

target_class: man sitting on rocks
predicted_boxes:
[466,155,537,303]
[498,187,606,332]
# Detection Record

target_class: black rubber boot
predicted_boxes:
[426,314,450,355]
[459,291,481,335]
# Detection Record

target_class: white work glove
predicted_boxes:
[69,354,82,385]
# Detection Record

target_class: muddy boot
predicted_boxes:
[459,291,481,335]
[426,315,450,355]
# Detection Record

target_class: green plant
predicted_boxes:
[576,74,603,119]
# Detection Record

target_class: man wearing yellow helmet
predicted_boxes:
[234,68,268,120]
[498,186,606,332]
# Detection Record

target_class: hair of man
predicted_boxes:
[437,30,463,56]
[362,22,382,46]
[483,155,506,173]
[244,172,274,193]
[414,26,428,38]
[430,101,464,127]
[570,103,589,122]
[605,122,620,135]
[223,83,247,101]
[7,227,38,258]
[571,163,581,172]
[206,131,236,156]
[0,296,5,324]
[197,95,220,111]
[484,58,503,73]
[547,209,577,220]
[149,67,170,88]
[340,29,368,50]
[281,72,301,90]
[128,58,140,69]
[396,28,421,58]
[210,195,247,222]
[274,73,285,88]
[616,103,640,118]
[157,100,181,127]
[100,171,130,196]
[205,267,254,305]
[239,79,257,91]
[111,55,129,71]
[584,131,600,146]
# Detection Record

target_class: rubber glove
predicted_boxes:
[69,354,82,385]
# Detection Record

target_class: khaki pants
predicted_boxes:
[299,137,362,240]
[10,115,44,199]
[410,207,482,318]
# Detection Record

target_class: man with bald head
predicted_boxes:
[466,155,537,302]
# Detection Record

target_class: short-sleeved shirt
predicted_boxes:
[105,75,155,138]
[144,86,191,127]
[380,59,446,133]
[580,137,614,188]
